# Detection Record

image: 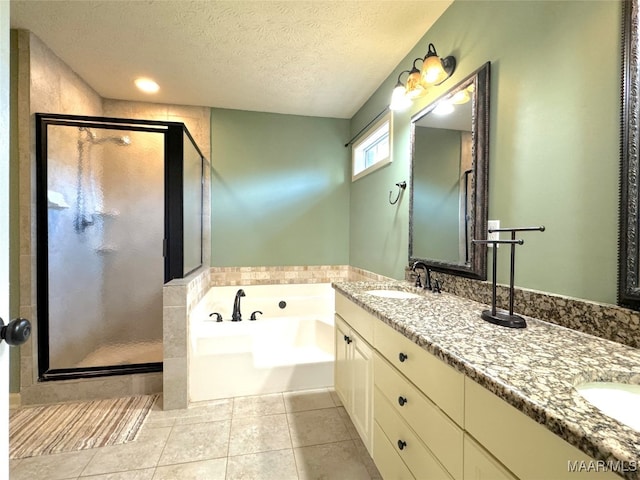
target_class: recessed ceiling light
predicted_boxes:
[135,78,159,94]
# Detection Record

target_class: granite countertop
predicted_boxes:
[332,280,640,480]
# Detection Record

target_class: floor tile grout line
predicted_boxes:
[283,401,300,479]
[74,444,101,478]
[222,397,235,479]
[152,423,175,472]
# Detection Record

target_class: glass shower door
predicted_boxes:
[45,124,164,371]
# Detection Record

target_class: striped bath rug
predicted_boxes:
[9,394,158,459]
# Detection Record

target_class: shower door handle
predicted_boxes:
[0,317,31,346]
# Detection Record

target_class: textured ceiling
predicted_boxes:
[10,0,452,118]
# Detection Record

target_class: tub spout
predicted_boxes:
[232,289,245,322]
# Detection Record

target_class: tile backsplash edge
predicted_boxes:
[405,268,640,349]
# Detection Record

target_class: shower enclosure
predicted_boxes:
[35,113,204,380]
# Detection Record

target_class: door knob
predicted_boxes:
[0,317,31,346]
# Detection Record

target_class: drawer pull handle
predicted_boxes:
[344,335,352,344]
[397,439,407,450]
[398,352,408,362]
[398,396,407,406]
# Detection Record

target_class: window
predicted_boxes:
[352,113,392,181]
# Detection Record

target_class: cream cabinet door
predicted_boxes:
[351,330,373,452]
[334,314,374,454]
[334,315,351,407]
[464,435,517,480]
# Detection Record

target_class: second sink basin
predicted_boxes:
[575,382,640,431]
[365,289,420,299]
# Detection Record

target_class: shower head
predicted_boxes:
[92,134,131,146]
[79,127,131,146]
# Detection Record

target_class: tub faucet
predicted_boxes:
[232,289,245,322]
[411,261,431,290]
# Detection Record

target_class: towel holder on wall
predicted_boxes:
[389,181,407,205]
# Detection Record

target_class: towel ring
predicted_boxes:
[389,181,407,205]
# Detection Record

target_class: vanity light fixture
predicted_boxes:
[405,59,428,99]
[421,43,456,86]
[390,70,412,111]
[389,43,456,111]
[135,77,160,94]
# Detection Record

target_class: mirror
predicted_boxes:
[409,62,490,279]
[619,0,640,309]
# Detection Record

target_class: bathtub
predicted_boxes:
[189,283,335,402]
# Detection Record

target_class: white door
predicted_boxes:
[1,2,12,479]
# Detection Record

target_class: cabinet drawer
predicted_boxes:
[374,319,464,426]
[375,387,453,480]
[463,434,517,480]
[335,293,374,344]
[373,422,415,480]
[465,378,619,480]
[374,353,463,480]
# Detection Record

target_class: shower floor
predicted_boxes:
[74,340,162,368]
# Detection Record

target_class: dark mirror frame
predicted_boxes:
[620,0,640,309]
[409,62,491,280]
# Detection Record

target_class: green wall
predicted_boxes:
[349,0,621,304]
[210,108,350,267]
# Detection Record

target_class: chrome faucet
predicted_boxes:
[411,261,432,290]
[231,289,246,322]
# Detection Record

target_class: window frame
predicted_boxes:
[351,112,393,181]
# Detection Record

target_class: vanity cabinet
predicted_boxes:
[374,319,464,480]
[334,292,619,480]
[334,294,375,454]
[463,435,517,480]
[465,379,619,480]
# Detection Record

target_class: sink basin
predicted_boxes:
[575,382,640,431]
[365,289,420,299]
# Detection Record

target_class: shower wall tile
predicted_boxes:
[163,357,188,411]
[132,373,164,395]
[21,375,133,406]
[162,267,210,410]
[18,254,31,307]
[103,100,211,161]
[163,306,187,359]
[163,286,187,307]
[20,356,33,388]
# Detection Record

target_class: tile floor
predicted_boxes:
[9,388,382,480]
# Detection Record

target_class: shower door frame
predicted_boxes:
[35,113,204,381]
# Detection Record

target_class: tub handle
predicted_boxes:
[250,310,263,321]
[209,312,223,322]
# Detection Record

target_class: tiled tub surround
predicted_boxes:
[209,265,392,286]
[189,283,335,402]
[162,265,391,410]
[163,266,211,410]
[334,281,640,479]
[408,269,640,349]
